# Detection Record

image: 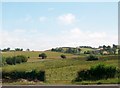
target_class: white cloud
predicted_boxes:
[58,13,76,25]
[13,29,26,33]
[70,28,83,38]
[88,32,106,38]
[59,28,118,47]
[1,28,118,51]
[39,16,47,22]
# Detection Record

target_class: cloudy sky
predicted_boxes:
[1,2,118,51]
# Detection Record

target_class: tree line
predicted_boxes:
[51,44,119,55]
[1,48,30,52]
[51,47,81,55]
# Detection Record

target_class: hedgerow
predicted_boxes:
[74,63,117,82]
[5,55,28,65]
[2,69,45,81]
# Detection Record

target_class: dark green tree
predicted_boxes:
[60,54,66,59]
[103,45,106,51]
[78,48,81,54]
[106,45,113,54]
[39,53,47,59]
[112,44,117,54]
[6,47,10,51]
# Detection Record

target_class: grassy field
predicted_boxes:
[2,51,80,62]
[1,51,119,85]
[80,48,94,53]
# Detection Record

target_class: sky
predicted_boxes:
[1,2,118,51]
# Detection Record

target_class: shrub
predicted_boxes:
[15,56,22,64]
[86,54,98,61]
[105,65,117,78]
[74,64,117,81]
[2,69,46,81]
[6,57,15,65]
[25,70,37,80]
[16,55,27,62]
[2,57,6,66]
[5,55,28,65]
[75,70,90,81]
[84,51,91,54]
[9,71,25,79]
[39,53,47,59]
[60,54,66,59]
[116,69,120,79]
[90,64,116,79]
[37,70,45,81]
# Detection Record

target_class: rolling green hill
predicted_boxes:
[1,51,119,85]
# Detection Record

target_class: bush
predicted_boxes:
[75,70,90,81]
[60,54,66,59]
[116,69,120,79]
[6,57,15,65]
[86,54,98,61]
[17,55,28,62]
[84,51,91,54]
[15,56,22,64]
[74,64,117,81]
[9,71,25,79]
[2,57,6,66]
[39,53,47,59]
[25,70,37,80]
[2,69,46,81]
[37,70,45,81]
[5,55,28,65]
[90,64,116,79]
[105,65,117,78]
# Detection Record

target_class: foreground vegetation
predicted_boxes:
[1,50,119,85]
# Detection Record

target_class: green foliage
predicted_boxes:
[90,64,116,79]
[15,48,23,51]
[2,69,45,81]
[74,64,117,82]
[17,55,28,62]
[86,54,98,61]
[37,70,45,81]
[84,51,91,54]
[60,54,66,59]
[5,55,28,65]
[51,47,81,55]
[2,47,10,52]
[51,47,64,52]
[2,57,6,66]
[116,69,120,80]
[6,57,15,65]
[2,51,119,84]
[39,53,47,59]
[25,70,37,80]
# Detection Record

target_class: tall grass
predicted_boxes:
[2,55,118,84]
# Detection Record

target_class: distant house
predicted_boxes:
[94,50,100,54]
[97,48,103,50]
[102,51,109,55]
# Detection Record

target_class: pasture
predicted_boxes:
[1,50,119,85]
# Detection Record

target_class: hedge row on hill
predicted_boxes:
[5,55,28,65]
[75,64,117,81]
[2,70,45,81]
[86,54,98,61]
